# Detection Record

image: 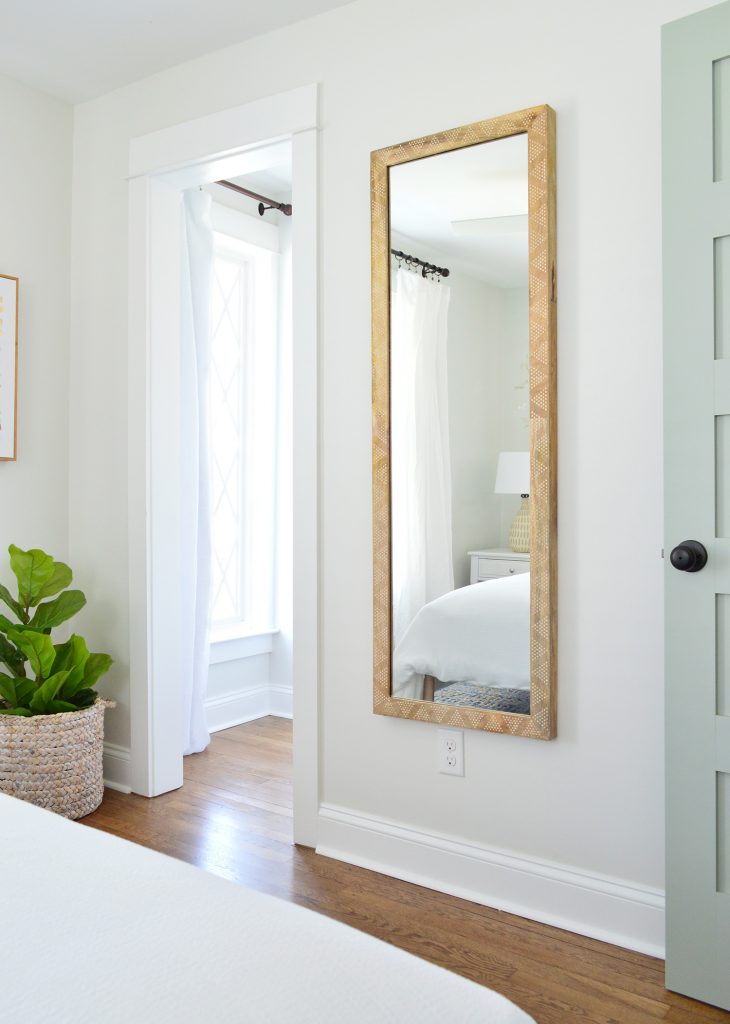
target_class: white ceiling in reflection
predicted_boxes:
[389,134,529,288]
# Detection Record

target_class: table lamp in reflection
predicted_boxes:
[494,451,530,553]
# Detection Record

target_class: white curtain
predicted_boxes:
[391,267,454,649]
[180,189,214,755]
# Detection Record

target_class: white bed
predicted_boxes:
[393,572,530,700]
[1,793,532,1024]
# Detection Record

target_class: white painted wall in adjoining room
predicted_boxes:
[206,646,294,733]
[390,230,528,585]
[497,286,530,543]
[0,74,72,577]
[448,277,530,583]
[67,0,724,956]
[446,271,506,584]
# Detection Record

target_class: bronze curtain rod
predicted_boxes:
[391,248,450,279]
[216,179,292,217]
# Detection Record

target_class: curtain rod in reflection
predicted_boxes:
[391,248,450,279]
[215,179,293,217]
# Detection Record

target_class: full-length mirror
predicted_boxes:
[371,107,557,738]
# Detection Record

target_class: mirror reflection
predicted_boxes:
[389,134,531,714]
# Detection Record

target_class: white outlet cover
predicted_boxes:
[437,729,464,776]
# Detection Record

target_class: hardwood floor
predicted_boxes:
[84,718,728,1024]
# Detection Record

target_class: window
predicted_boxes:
[209,227,278,635]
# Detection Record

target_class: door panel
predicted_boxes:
[719,772,730,893]
[664,2,730,1009]
[716,596,730,715]
[714,56,730,182]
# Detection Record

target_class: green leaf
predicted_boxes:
[83,652,113,689]
[29,671,69,713]
[0,707,32,716]
[14,678,37,707]
[0,583,25,622]
[52,635,90,698]
[0,615,38,641]
[28,590,86,631]
[59,668,84,697]
[45,699,78,715]
[52,634,89,674]
[8,545,55,608]
[35,561,72,602]
[8,628,56,679]
[0,673,33,707]
[68,688,96,709]
[0,613,30,634]
[0,633,26,677]
[0,673,18,705]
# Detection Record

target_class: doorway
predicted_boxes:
[126,86,319,847]
[203,148,293,741]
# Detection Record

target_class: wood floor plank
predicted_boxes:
[82,718,729,1024]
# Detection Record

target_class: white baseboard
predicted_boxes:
[205,683,293,733]
[317,803,665,958]
[105,687,293,791]
[205,685,271,733]
[269,683,293,719]
[103,742,131,794]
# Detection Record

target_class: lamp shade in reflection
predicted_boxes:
[494,451,529,495]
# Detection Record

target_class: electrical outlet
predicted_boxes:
[437,729,464,776]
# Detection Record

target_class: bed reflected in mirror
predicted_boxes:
[389,135,531,715]
[371,107,556,738]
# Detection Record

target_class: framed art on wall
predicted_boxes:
[0,274,18,462]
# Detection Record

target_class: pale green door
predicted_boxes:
[664,3,730,1010]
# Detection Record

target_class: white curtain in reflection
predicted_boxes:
[391,267,454,649]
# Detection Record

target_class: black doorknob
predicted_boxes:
[670,540,708,573]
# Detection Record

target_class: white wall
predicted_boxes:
[0,75,72,579]
[67,0,722,953]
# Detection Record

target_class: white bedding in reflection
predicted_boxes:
[392,572,530,700]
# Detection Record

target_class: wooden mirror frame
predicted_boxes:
[371,105,557,739]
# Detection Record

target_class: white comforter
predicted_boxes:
[0,794,532,1024]
[393,573,530,699]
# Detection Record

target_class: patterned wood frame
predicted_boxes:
[371,105,557,739]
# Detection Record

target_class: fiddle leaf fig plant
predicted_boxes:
[0,545,112,717]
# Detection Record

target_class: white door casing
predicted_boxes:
[127,86,320,846]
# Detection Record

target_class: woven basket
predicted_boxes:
[0,698,114,819]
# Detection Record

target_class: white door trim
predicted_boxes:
[127,85,320,846]
[128,85,318,181]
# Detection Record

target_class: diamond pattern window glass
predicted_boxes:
[209,253,248,625]
[208,226,279,635]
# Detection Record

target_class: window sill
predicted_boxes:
[209,626,278,665]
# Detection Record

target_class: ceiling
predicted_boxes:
[389,134,529,288]
[231,160,293,200]
[0,0,353,103]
